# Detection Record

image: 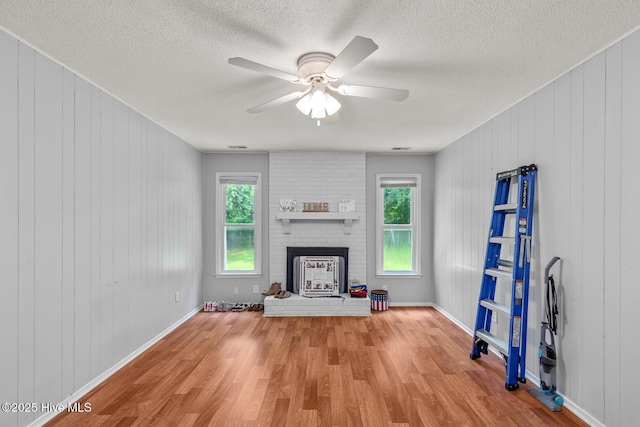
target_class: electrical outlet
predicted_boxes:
[381,284,387,290]
[233,287,239,295]
[253,285,259,294]
[175,291,180,302]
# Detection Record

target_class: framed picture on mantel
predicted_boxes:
[279,199,296,212]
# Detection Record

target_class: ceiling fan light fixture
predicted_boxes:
[310,89,325,108]
[309,89,327,119]
[324,93,341,116]
[310,105,326,119]
[295,94,312,115]
[302,88,341,120]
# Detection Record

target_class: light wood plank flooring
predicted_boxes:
[48,307,586,426]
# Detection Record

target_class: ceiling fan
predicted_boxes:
[228,36,409,125]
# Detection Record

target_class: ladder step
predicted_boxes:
[480,298,510,316]
[489,236,513,245]
[476,329,508,355]
[497,259,513,268]
[485,268,512,279]
[494,203,517,212]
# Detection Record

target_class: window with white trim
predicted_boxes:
[376,174,421,276]
[216,173,261,276]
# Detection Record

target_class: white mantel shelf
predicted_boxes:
[275,212,359,235]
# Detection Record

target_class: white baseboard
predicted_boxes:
[430,304,474,335]
[28,305,203,427]
[388,301,432,307]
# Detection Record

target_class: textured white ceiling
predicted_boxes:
[1,1,640,153]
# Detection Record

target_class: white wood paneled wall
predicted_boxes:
[0,30,203,427]
[433,29,640,426]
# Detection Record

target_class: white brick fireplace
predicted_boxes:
[269,152,367,288]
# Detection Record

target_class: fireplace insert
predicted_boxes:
[286,247,349,294]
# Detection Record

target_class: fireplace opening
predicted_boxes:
[286,247,349,294]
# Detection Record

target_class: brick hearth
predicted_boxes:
[263,293,371,317]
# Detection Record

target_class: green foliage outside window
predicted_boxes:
[225,184,254,223]
[225,184,255,270]
[383,187,411,224]
[383,187,413,271]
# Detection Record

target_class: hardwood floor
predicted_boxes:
[48,307,586,426]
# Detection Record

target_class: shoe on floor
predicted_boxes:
[231,303,248,312]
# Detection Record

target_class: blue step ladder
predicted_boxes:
[470,164,537,391]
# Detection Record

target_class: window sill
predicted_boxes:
[375,273,423,279]
[215,272,262,279]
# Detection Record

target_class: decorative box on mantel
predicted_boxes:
[275,212,359,234]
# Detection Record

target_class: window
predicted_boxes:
[376,174,421,276]
[216,173,261,276]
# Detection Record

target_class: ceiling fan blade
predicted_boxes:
[247,91,306,113]
[228,57,301,82]
[337,84,409,101]
[323,36,378,80]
